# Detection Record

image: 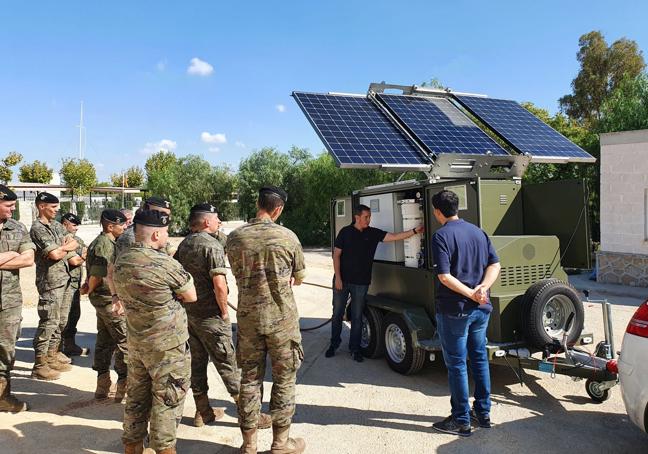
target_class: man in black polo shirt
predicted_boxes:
[430,190,500,437]
[326,204,423,362]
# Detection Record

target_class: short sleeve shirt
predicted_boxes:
[334,225,387,285]
[30,219,70,292]
[0,219,36,309]
[174,231,227,316]
[114,243,193,352]
[431,219,499,314]
[86,232,115,305]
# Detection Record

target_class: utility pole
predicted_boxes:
[76,101,85,159]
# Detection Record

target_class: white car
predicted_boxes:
[618,298,648,434]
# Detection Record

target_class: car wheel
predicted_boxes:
[384,313,425,375]
[360,306,385,359]
[522,279,584,350]
[585,379,610,403]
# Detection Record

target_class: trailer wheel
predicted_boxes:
[585,379,610,403]
[384,313,425,375]
[522,279,584,350]
[360,306,385,359]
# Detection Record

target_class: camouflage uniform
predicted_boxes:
[62,235,85,340]
[114,225,173,263]
[226,217,306,430]
[30,219,73,356]
[211,229,228,251]
[114,242,193,451]
[0,219,35,380]
[86,232,128,379]
[174,232,239,398]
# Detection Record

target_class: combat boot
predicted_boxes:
[0,378,28,413]
[63,336,89,356]
[123,441,144,454]
[193,393,224,427]
[240,428,257,454]
[270,425,306,454]
[31,355,61,381]
[47,349,72,372]
[115,377,127,403]
[95,372,112,399]
[233,394,272,429]
[156,448,176,454]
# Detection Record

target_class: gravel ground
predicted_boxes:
[2,223,646,453]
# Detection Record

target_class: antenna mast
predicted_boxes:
[76,101,86,159]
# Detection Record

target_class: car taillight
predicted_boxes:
[606,359,618,374]
[626,301,648,338]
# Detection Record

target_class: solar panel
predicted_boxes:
[377,94,509,156]
[292,92,428,168]
[454,95,595,162]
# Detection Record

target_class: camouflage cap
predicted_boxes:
[134,209,170,227]
[0,184,17,201]
[190,203,217,214]
[146,196,171,209]
[101,209,127,225]
[61,212,82,225]
[259,185,288,203]
[36,192,59,204]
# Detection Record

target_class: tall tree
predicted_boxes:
[0,151,23,184]
[559,31,645,124]
[60,158,97,197]
[599,73,648,132]
[19,160,54,183]
[110,166,145,188]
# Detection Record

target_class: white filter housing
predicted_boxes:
[400,200,423,268]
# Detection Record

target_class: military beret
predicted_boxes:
[0,185,17,201]
[146,196,171,209]
[36,192,59,204]
[259,185,288,203]
[190,203,217,214]
[101,209,127,225]
[61,212,81,225]
[134,209,170,227]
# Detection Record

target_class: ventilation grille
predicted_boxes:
[500,264,551,287]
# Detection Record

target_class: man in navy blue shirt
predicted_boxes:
[327,204,423,362]
[430,190,500,437]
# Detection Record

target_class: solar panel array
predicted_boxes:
[293,92,427,167]
[454,95,595,161]
[377,94,509,156]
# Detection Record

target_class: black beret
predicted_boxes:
[36,192,59,204]
[134,209,170,227]
[190,203,217,214]
[0,185,17,201]
[146,196,171,209]
[101,209,127,225]
[259,185,288,203]
[61,213,81,225]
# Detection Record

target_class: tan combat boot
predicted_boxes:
[193,393,224,427]
[240,428,258,454]
[270,425,306,454]
[115,378,127,403]
[63,337,88,356]
[31,355,61,381]
[95,372,112,399]
[142,449,155,454]
[123,441,144,454]
[0,378,28,412]
[156,448,176,454]
[47,349,72,372]
[233,394,272,429]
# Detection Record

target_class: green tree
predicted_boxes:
[60,158,97,198]
[111,166,145,188]
[18,160,54,183]
[0,151,23,184]
[599,73,648,132]
[559,31,645,124]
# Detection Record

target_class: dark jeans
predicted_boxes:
[436,309,491,426]
[331,281,369,352]
[63,287,81,339]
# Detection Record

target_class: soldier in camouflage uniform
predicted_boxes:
[114,209,196,454]
[0,185,35,412]
[113,197,172,262]
[60,213,88,356]
[174,203,272,429]
[227,186,307,454]
[30,192,81,380]
[84,209,128,401]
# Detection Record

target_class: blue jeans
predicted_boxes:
[331,282,369,352]
[436,309,491,426]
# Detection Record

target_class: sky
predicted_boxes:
[1,1,647,181]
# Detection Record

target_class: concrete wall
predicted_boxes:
[598,129,648,287]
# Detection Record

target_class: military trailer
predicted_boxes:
[292,83,618,402]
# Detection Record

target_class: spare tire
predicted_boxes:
[521,279,584,349]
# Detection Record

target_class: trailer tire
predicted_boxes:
[360,306,385,359]
[383,313,426,375]
[585,379,610,403]
[522,279,584,350]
